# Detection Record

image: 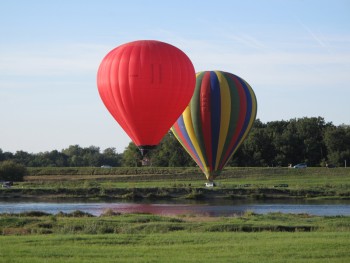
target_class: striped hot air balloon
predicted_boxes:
[171,71,257,182]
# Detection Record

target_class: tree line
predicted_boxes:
[0,145,123,168]
[1,117,350,168]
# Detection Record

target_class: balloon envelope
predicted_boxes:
[97,40,196,154]
[171,71,257,181]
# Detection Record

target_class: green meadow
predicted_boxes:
[24,166,350,188]
[1,212,350,263]
[1,232,350,263]
[2,167,349,200]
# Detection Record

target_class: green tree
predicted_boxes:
[241,126,276,166]
[101,147,122,167]
[324,125,350,167]
[13,151,33,166]
[150,132,195,167]
[29,152,53,167]
[62,145,85,166]
[82,146,101,166]
[47,150,68,167]
[122,143,142,167]
[228,119,278,167]
[266,120,289,166]
[278,119,304,166]
[0,149,13,162]
[294,117,329,166]
[0,160,27,181]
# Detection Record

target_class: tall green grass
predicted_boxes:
[1,212,350,262]
[1,232,349,262]
[1,212,350,235]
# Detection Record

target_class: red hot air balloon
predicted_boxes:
[97,40,196,156]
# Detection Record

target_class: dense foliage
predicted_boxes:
[0,160,27,181]
[0,146,122,168]
[1,117,350,168]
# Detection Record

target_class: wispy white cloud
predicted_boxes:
[179,38,350,88]
[1,34,349,94]
[225,34,267,50]
[0,43,110,77]
[302,25,328,48]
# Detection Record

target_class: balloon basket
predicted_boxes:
[138,145,156,157]
[205,181,216,187]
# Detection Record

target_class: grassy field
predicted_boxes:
[1,167,349,200]
[23,166,350,188]
[1,212,350,262]
[1,232,350,263]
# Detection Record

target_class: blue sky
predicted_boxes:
[1,0,350,153]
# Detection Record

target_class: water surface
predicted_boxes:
[1,199,350,216]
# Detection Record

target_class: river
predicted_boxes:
[1,199,350,216]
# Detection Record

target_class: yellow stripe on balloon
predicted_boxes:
[214,71,231,170]
[182,105,210,178]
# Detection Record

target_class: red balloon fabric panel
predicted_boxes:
[97,40,196,148]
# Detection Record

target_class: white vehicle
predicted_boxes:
[293,163,307,168]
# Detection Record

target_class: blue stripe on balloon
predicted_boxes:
[231,76,253,154]
[210,71,221,170]
[177,115,204,169]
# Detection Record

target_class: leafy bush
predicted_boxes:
[56,210,94,217]
[19,211,51,217]
[0,160,27,181]
[100,209,121,217]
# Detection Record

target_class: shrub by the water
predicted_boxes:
[0,160,27,181]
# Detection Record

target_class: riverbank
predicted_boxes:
[1,210,350,235]
[1,167,350,201]
[2,185,350,201]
